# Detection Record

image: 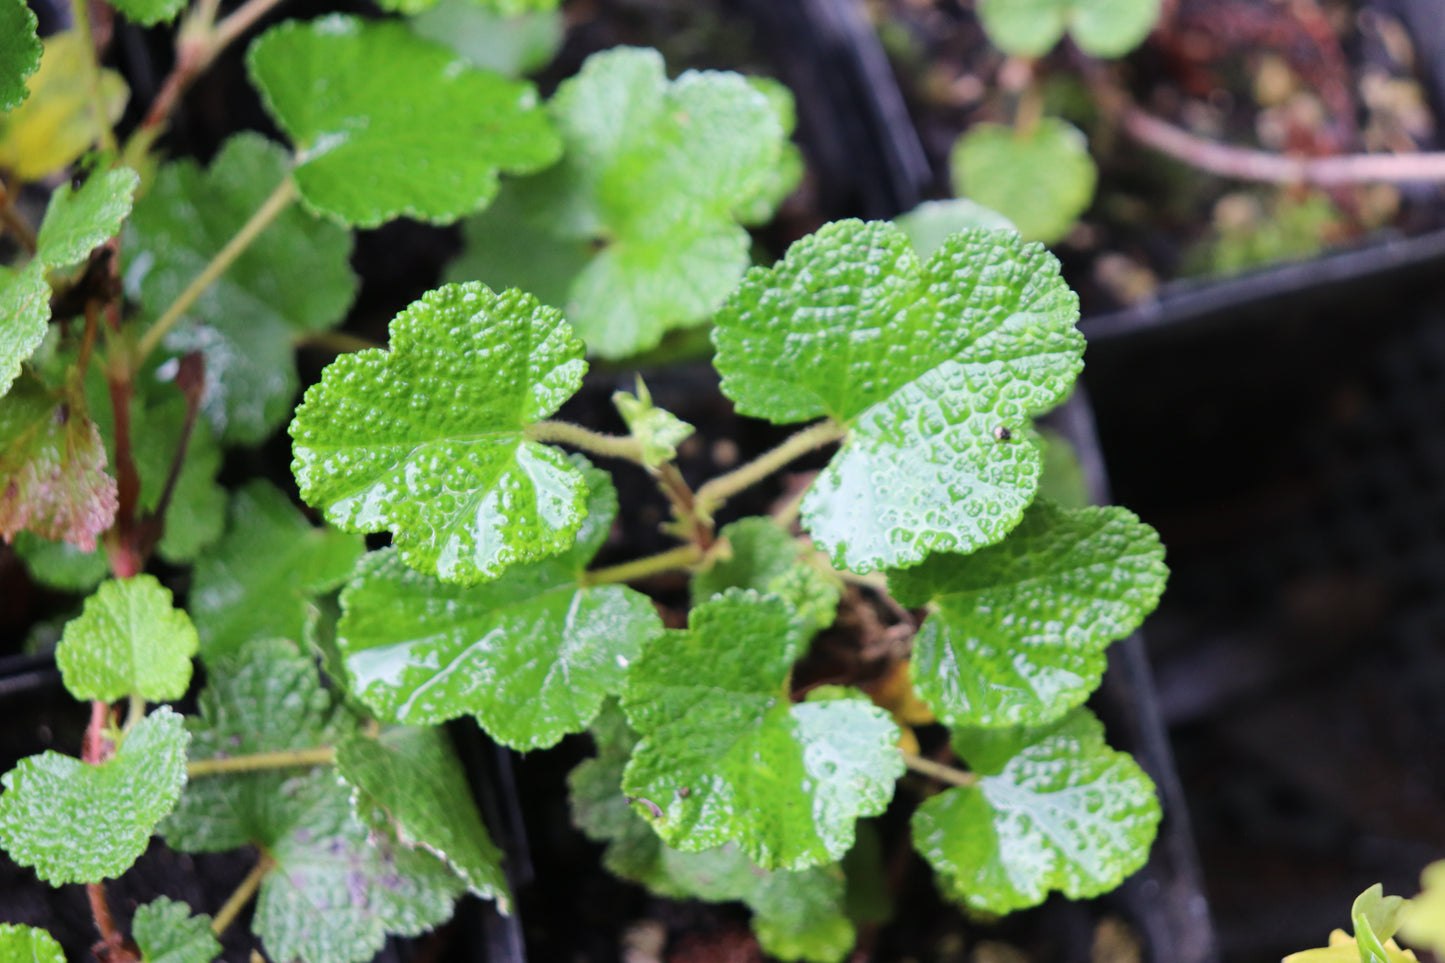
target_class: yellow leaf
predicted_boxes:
[1283,928,1419,963]
[1399,861,1445,957]
[0,31,127,182]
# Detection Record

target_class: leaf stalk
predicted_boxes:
[212,852,276,936]
[580,543,703,587]
[694,418,846,516]
[187,745,336,777]
[902,752,978,789]
[526,420,645,464]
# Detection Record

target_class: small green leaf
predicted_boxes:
[712,220,1082,573]
[890,502,1166,728]
[613,377,693,469]
[894,198,1016,257]
[0,924,64,963]
[447,189,592,309]
[132,898,221,963]
[1354,885,1408,963]
[0,708,189,885]
[0,263,50,397]
[950,119,1097,245]
[189,480,364,663]
[911,708,1160,914]
[621,591,902,870]
[290,282,589,585]
[36,166,139,269]
[408,4,563,77]
[1036,427,1090,509]
[56,574,199,702]
[126,133,357,443]
[570,702,855,963]
[337,458,663,748]
[337,726,511,910]
[0,0,41,111]
[692,517,839,639]
[12,530,109,591]
[977,0,1161,57]
[108,0,185,26]
[246,15,560,227]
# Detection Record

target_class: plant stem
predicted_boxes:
[525,420,645,464]
[694,419,846,515]
[134,175,298,365]
[902,752,978,789]
[657,462,713,549]
[188,745,336,777]
[294,329,383,353]
[69,0,120,156]
[211,0,289,55]
[579,543,703,587]
[0,181,36,254]
[82,701,132,959]
[212,852,276,936]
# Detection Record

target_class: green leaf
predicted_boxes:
[56,574,199,702]
[290,282,590,585]
[165,639,460,963]
[450,47,792,358]
[712,220,1083,573]
[246,15,560,227]
[1036,427,1089,509]
[1400,862,1445,958]
[0,376,118,550]
[570,702,856,963]
[408,4,563,77]
[108,0,185,26]
[36,166,139,269]
[337,725,511,910]
[889,502,1166,729]
[0,263,50,397]
[0,0,41,111]
[447,187,592,309]
[382,0,557,13]
[336,458,664,748]
[734,76,805,226]
[976,0,1161,57]
[692,517,839,639]
[189,480,364,663]
[126,133,357,444]
[0,924,64,963]
[12,529,109,591]
[621,591,902,870]
[132,898,221,963]
[895,198,1016,258]
[1354,885,1408,963]
[0,708,189,885]
[613,377,694,469]
[950,119,1097,245]
[911,708,1160,914]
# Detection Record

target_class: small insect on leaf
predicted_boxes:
[994,426,1012,442]
[627,796,664,820]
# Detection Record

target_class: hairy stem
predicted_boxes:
[188,745,336,777]
[211,0,289,54]
[694,419,846,515]
[902,752,978,789]
[134,175,298,365]
[212,852,276,936]
[526,420,645,464]
[657,462,713,550]
[579,543,703,587]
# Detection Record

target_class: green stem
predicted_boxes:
[902,752,977,789]
[212,852,275,936]
[294,329,383,354]
[580,543,702,587]
[134,175,298,365]
[188,745,335,777]
[694,419,846,515]
[526,420,645,464]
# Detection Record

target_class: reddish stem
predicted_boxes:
[104,359,144,578]
[137,352,205,557]
[82,702,136,962]
[657,463,714,551]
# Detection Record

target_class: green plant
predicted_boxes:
[0,4,1168,962]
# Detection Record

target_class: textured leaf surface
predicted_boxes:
[890,502,1166,728]
[189,480,364,663]
[56,574,199,702]
[0,31,127,181]
[895,198,1016,257]
[164,639,461,963]
[36,166,138,269]
[0,0,40,110]
[247,15,559,227]
[911,709,1159,913]
[951,119,1097,244]
[337,459,663,748]
[0,924,64,963]
[408,4,562,76]
[621,591,901,870]
[0,377,117,550]
[109,0,185,25]
[126,133,357,443]
[451,47,790,357]
[692,517,839,639]
[977,0,1161,57]
[291,282,589,584]
[132,898,221,963]
[613,378,693,469]
[0,708,189,885]
[0,263,50,397]
[337,726,510,909]
[713,220,1082,572]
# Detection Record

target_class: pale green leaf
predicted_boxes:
[35,166,138,269]
[911,708,1160,914]
[108,0,185,26]
[246,15,560,227]
[1400,862,1445,957]
[950,119,1097,244]
[977,0,1161,57]
[336,458,664,748]
[0,262,50,397]
[132,898,221,963]
[0,708,189,885]
[1355,885,1409,963]
[0,0,41,110]
[125,133,357,443]
[692,517,839,639]
[890,502,1166,728]
[895,198,1016,257]
[712,220,1082,573]
[384,0,558,14]
[56,574,199,702]
[613,377,693,469]
[0,924,64,963]
[12,530,109,591]
[337,725,511,910]
[408,4,563,77]
[734,76,804,226]
[1036,427,1089,509]
[290,282,589,584]
[621,591,902,870]
[189,480,365,663]
[447,187,592,308]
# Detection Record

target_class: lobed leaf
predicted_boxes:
[950,119,1097,244]
[621,591,902,870]
[895,198,1016,257]
[612,378,693,469]
[0,265,51,400]
[0,708,189,885]
[0,31,127,182]
[977,0,1161,58]
[890,501,1166,728]
[0,0,40,110]
[132,898,221,963]
[911,709,1159,914]
[290,282,590,584]
[381,0,558,15]
[56,574,199,702]
[712,220,1082,573]
[336,458,663,748]
[246,15,560,227]
[108,0,186,26]
[0,924,64,963]
[691,517,840,640]
[408,3,563,76]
